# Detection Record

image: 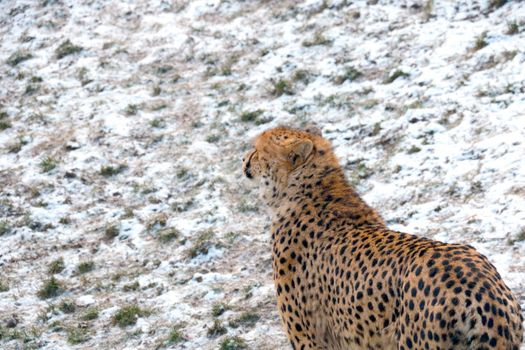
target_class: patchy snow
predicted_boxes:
[0,0,524,349]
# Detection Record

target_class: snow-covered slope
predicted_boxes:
[1,0,524,349]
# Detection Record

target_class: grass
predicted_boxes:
[152,85,162,96]
[48,257,65,274]
[76,261,95,274]
[0,221,10,236]
[207,320,227,338]
[146,213,168,232]
[0,280,8,292]
[0,120,12,130]
[219,336,248,350]
[384,69,409,84]
[37,276,63,299]
[100,164,126,177]
[237,199,259,213]
[59,217,71,225]
[508,228,525,245]
[156,325,186,348]
[489,0,508,9]
[176,167,191,180]
[158,227,179,243]
[302,31,332,47]
[271,79,293,96]
[150,118,166,128]
[25,83,40,95]
[165,326,185,345]
[507,21,519,35]
[229,312,260,328]
[240,109,264,122]
[56,39,83,59]
[30,76,43,83]
[206,134,221,143]
[473,31,488,51]
[6,50,33,66]
[113,305,148,327]
[172,198,194,212]
[187,230,215,258]
[105,224,119,239]
[333,66,362,85]
[211,302,229,317]
[122,281,140,292]
[40,157,57,173]
[125,104,139,116]
[0,326,38,343]
[292,69,310,84]
[407,145,422,154]
[82,307,99,321]
[243,282,261,299]
[67,328,88,344]
[59,299,76,314]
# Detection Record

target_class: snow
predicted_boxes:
[0,0,524,349]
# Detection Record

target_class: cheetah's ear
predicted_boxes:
[304,124,322,137]
[287,139,314,169]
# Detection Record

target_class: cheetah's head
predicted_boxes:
[242,125,330,206]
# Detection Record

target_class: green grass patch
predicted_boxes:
[489,0,508,9]
[0,120,11,130]
[67,328,88,344]
[508,228,525,245]
[384,70,409,84]
[56,40,83,59]
[333,66,362,85]
[100,164,126,177]
[40,157,58,173]
[37,276,63,299]
[158,227,179,243]
[507,21,519,35]
[0,280,8,292]
[187,230,215,258]
[113,305,149,327]
[76,261,95,274]
[48,257,65,274]
[271,79,293,97]
[150,118,166,128]
[206,134,221,143]
[240,109,264,122]
[220,336,248,350]
[407,145,422,154]
[473,31,488,51]
[302,32,332,47]
[7,50,33,66]
[229,312,260,328]
[207,320,227,338]
[105,224,120,239]
[59,299,76,314]
[125,104,139,116]
[166,326,185,345]
[82,307,99,321]
[0,221,11,236]
[122,281,140,292]
[211,302,229,317]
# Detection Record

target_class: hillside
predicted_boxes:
[0,0,524,349]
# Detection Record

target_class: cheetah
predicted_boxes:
[242,126,523,350]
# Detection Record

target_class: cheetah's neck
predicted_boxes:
[273,161,385,230]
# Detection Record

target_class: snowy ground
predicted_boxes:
[0,0,524,349]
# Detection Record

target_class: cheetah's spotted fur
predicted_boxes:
[242,126,523,350]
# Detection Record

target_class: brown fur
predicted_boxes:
[243,126,523,350]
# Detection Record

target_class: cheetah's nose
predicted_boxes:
[244,164,253,179]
